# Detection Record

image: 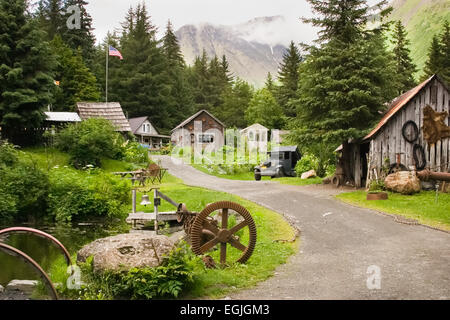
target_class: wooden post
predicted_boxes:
[154,189,159,232]
[132,189,136,214]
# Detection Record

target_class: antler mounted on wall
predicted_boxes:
[422,105,450,145]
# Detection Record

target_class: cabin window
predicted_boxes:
[284,152,290,160]
[249,131,254,141]
[198,134,214,143]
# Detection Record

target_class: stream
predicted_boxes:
[0,220,130,287]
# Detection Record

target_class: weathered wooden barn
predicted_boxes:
[347,75,450,188]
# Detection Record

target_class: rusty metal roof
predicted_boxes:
[363,75,436,141]
[77,102,131,132]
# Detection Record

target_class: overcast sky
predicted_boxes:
[86,0,382,44]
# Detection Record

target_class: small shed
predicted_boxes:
[240,123,269,151]
[171,110,225,150]
[129,116,170,150]
[77,102,131,133]
[347,74,450,188]
[44,112,81,124]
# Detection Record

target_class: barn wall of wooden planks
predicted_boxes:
[366,77,450,185]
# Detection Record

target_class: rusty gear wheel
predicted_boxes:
[190,201,257,265]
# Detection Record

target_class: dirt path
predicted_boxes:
[155,156,450,300]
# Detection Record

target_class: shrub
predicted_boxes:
[122,141,149,165]
[295,153,319,176]
[0,141,49,221]
[78,242,200,300]
[54,118,124,168]
[48,168,130,222]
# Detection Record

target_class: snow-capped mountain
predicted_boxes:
[175,16,296,87]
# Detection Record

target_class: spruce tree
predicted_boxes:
[265,72,277,95]
[0,0,56,144]
[245,88,285,129]
[37,0,64,40]
[422,35,443,81]
[50,36,100,111]
[438,21,450,84]
[109,3,172,130]
[62,0,97,66]
[162,20,195,128]
[391,20,416,94]
[189,50,211,111]
[218,78,254,128]
[277,41,302,118]
[293,0,396,181]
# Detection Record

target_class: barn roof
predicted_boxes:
[77,102,131,132]
[171,109,225,132]
[45,112,81,122]
[363,74,441,141]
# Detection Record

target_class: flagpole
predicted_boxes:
[106,43,109,104]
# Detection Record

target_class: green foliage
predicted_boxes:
[47,167,130,222]
[0,0,56,144]
[368,179,386,192]
[293,1,397,148]
[122,141,149,165]
[422,21,450,83]
[276,41,302,118]
[54,118,125,168]
[388,0,450,76]
[245,88,286,129]
[50,36,100,111]
[0,141,49,221]
[391,20,417,93]
[78,242,200,300]
[295,153,319,176]
[218,78,254,128]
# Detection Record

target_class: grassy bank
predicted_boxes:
[192,163,323,187]
[336,191,450,231]
[133,175,298,299]
[20,148,298,299]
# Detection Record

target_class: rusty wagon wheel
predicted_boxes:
[190,201,257,266]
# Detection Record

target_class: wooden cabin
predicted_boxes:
[171,110,225,150]
[348,75,450,188]
[129,116,170,150]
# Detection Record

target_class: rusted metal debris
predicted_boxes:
[417,169,450,182]
[0,227,74,300]
[146,190,258,266]
[422,105,450,145]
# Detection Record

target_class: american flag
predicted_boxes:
[109,46,123,60]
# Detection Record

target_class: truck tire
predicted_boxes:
[254,173,261,181]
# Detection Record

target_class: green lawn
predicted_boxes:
[192,163,323,187]
[132,174,298,299]
[23,148,298,299]
[336,191,450,231]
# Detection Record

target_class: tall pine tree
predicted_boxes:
[108,3,172,130]
[162,20,195,128]
[391,20,416,94]
[50,35,100,111]
[0,0,56,144]
[292,0,396,180]
[277,41,302,118]
[62,0,97,66]
[37,0,64,41]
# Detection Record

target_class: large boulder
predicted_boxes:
[301,169,317,180]
[77,233,176,272]
[384,171,421,195]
